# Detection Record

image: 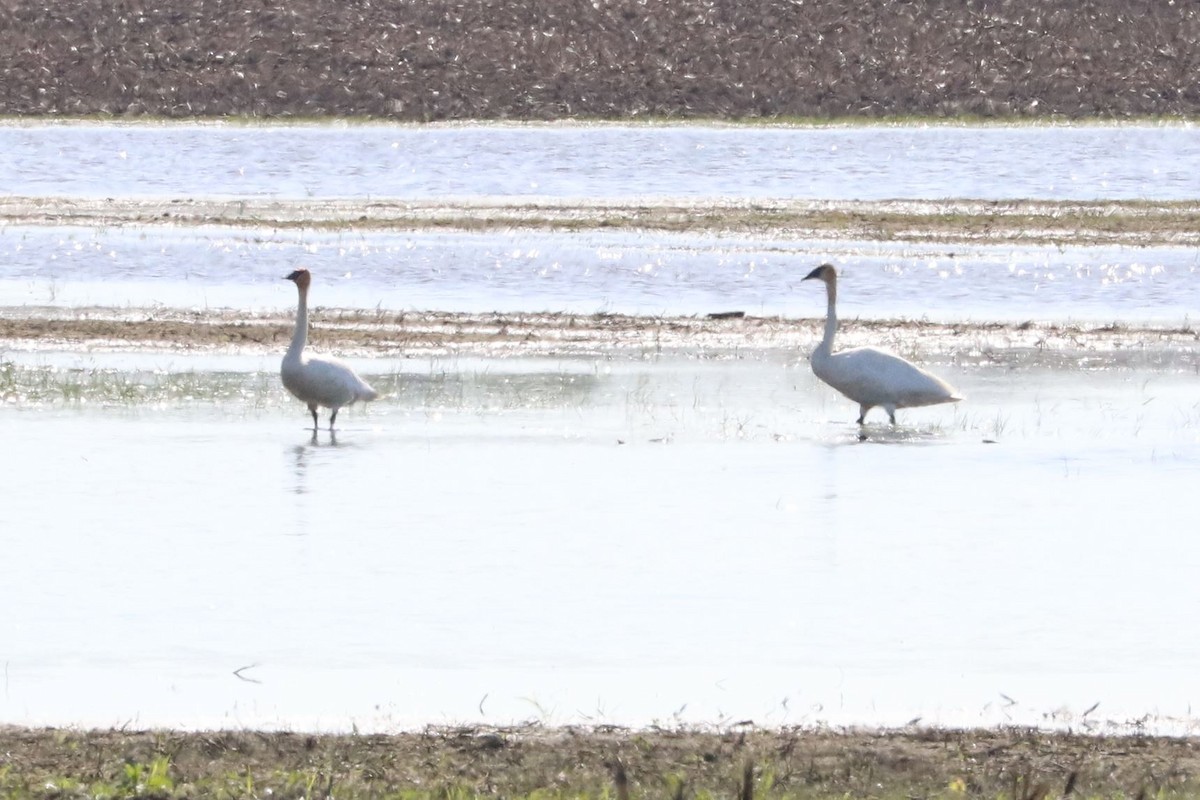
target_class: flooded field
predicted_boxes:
[2,338,1199,733]
[2,122,1199,735]
[2,122,1198,201]
[2,225,1199,322]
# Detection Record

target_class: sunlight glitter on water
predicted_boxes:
[2,225,1200,323]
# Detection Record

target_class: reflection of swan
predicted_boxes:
[289,430,343,497]
[803,264,961,425]
[282,269,378,430]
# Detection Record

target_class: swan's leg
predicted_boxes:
[307,404,319,431]
[857,404,870,425]
[329,407,339,430]
[885,404,897,425]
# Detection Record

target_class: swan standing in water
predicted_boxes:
[802,264,961,425]
[282,268,378,430]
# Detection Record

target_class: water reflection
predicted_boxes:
[852,425,959,445]
[289,428,347,497]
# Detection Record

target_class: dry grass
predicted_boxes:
[1,0,1198,120]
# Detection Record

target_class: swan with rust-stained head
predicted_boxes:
[281,268,378,430]
[802,264,961,425]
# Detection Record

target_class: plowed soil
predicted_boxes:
[2,0,1198,120]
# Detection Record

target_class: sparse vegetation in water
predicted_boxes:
[0,360,278,407]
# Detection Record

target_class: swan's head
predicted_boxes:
[285,268,312,290]
[802,264,837,283]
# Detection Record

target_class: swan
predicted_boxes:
[802,264,961,425]
[281,268,378,430]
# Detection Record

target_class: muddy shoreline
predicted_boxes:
[1,724,1197,798]
[2,306,1198,371]
[5,196,1200,247]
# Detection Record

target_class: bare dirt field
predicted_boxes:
[1,0,1198,120]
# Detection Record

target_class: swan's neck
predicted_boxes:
[288,285,309,357]
[815,278,838,357]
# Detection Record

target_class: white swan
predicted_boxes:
[803,264,961,425]
[281,268,378,430]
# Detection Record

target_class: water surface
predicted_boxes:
[2,224,1198,324]
[2,353,1199,732]
[2,121,1199,733]
[1,122,1196,201]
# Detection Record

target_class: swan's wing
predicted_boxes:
[294,354,378,406]
[819,347,960,408]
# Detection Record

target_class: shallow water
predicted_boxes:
[2,224,1199,323]
[2,351,1200,732]
[1,122,1197,201]
[3,121,1200,733]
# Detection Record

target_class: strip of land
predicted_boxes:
[0,724,1196,799]
[1,306,1197,371]
[4,196,1200,246]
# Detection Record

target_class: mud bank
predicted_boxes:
[2,306,1198,369]
[4,196,1200,247]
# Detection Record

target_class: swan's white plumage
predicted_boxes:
[282,268,378,430]
[803,264,961,424]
